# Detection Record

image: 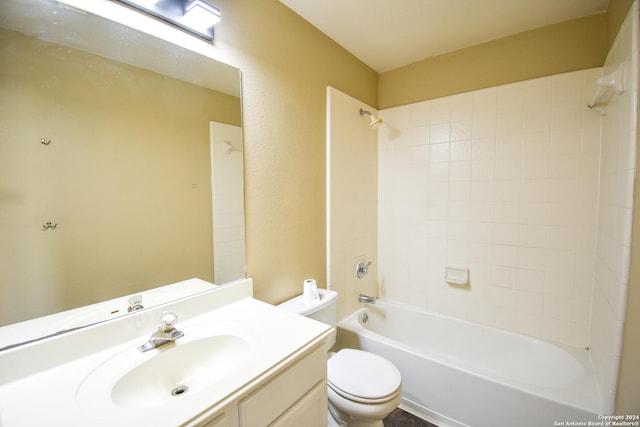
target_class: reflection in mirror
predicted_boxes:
[0,0,245,345]
[210,123,246,284]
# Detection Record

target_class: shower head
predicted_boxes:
[359,108,383,129]
[369,116,383,129]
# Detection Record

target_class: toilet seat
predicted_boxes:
[327,349,402,404]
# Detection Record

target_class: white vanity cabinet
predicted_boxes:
[198,341,328,427]
[193,340,327,427]
[239,341,327,427]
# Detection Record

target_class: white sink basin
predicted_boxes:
[77,322,254,410]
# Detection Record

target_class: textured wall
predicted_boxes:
[211,0,378,304]
[327,87,378,320]
[379,14,607,109]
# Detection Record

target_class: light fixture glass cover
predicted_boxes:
[184,0,221,32]
[114,0,221,41]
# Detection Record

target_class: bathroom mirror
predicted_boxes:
[0,0,245,343]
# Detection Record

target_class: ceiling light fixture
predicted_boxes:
[114,0,220,41]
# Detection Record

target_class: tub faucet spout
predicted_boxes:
[359,294,375,304]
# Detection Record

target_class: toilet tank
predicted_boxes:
[278,289,338,328]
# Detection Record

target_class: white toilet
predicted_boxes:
[279,289,402,427]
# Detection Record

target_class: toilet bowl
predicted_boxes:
[327,349,402,427]
[278,289,402,427]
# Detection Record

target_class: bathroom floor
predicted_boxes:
[383,409,438,427]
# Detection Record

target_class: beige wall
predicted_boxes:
[211,0,378,304]
[0,28,240,324]
[607,0,636,50]
[617,129,640,413]
[379,1,637,110]
[616,7,640,406]
[327,87,378,320]
[379,14,608,109]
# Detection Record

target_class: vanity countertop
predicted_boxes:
[0,278,218,350]
[0,279,333,426]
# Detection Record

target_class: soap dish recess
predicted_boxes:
[445,265,469,285]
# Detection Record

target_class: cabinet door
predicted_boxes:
[238,345,326,427]
[270,380,327,427]
[201,413,228,427]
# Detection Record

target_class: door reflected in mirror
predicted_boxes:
[0,0,245,342]
[210,122,246,284]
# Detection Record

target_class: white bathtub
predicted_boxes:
[336,301,603,427]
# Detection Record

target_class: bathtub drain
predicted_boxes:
[171,385,189,396]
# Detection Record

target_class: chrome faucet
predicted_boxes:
[138,311,184,352]
[358,294,375,304]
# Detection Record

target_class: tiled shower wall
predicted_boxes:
[590,1,638,412]
[378,69,603,348]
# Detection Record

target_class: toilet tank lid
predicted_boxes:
[277,289,338,316]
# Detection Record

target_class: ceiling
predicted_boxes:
[279,0,610,73]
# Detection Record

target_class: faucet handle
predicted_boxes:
[159,311,179,332]
[127,295,144,312]
[356,261,372,279]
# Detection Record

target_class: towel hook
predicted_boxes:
[42,222,58,230]
[40,138,51,145]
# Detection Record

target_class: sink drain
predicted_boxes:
[171,385,189,396]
